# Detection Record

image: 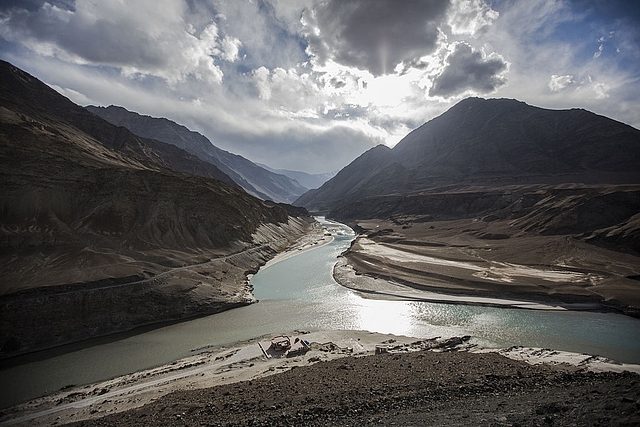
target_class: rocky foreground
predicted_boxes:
[4,331,637,427]
[65,346,640,427]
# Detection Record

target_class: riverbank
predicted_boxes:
[2,218,640,426]
[335,219,640,316]
[254,218,336,269]
[0,215,321,360]
[1,329,638,426]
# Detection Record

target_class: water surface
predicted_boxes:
[1,218,639,409]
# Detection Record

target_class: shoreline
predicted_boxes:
[256,221,335,270]
[332,257,606,313]
[333,219,640,317]
[3,219,638,424]
[2,329,639,426]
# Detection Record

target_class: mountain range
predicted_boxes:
[0,60,313,357]
[85,105,312,203]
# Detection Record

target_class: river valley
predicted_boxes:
[1,218,639,411]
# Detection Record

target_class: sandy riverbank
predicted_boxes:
[1,329,638,426]
[255,219,336,269]
[336,219,640,316]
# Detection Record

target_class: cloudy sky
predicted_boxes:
[1,0,639,174]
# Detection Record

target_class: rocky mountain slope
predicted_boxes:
[297,98,640,213]
[0,60,314,358]
[86,105,308,203]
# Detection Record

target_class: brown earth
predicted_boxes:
[64,347,640,427]
[336,217,640,316]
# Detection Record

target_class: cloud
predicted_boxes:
[0,0,241,84]
[210,0,310,71]
[251,66,321,114]
[2,0,639,173]
[220,123,380,174]
[429,42,508,97]
[548,74,574,92]
[446,0,499,35]
[302,0,450,76]
[593,44,603,58]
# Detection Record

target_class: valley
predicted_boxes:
[1,61,640,426]
[0,61,317,359]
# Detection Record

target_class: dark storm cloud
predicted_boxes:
[1,3,158,65]
[303,0,451,76]
[429,42,508,97]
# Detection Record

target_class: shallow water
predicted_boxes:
[1,218,639,409]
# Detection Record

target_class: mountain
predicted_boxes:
[295,144,396,212]
[0,60,314,357]
[86,105,308,203]
[296,97,640,253]
[297,97,640,211]
[298,97,640,314]
[257,164,336,190]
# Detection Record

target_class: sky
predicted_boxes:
[1,0,639,174]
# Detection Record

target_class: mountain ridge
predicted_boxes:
[297,97,640,214]
[86,105,308,203]
[257,163,335,190]
[0,60,315,358]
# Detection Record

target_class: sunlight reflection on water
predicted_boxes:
[2,218,639,409]
[251,218,640,363]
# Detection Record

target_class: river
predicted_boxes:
[1,217,639,409]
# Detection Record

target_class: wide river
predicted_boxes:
[1,217,639,409]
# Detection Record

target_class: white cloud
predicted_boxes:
[0,0,241,84]
[446,0,499,35]
[251,66,321,114]
[593,44,603,59]
[593,81,609,99]
[548,74,574,92]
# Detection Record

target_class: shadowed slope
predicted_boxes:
[0,60,314,357]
